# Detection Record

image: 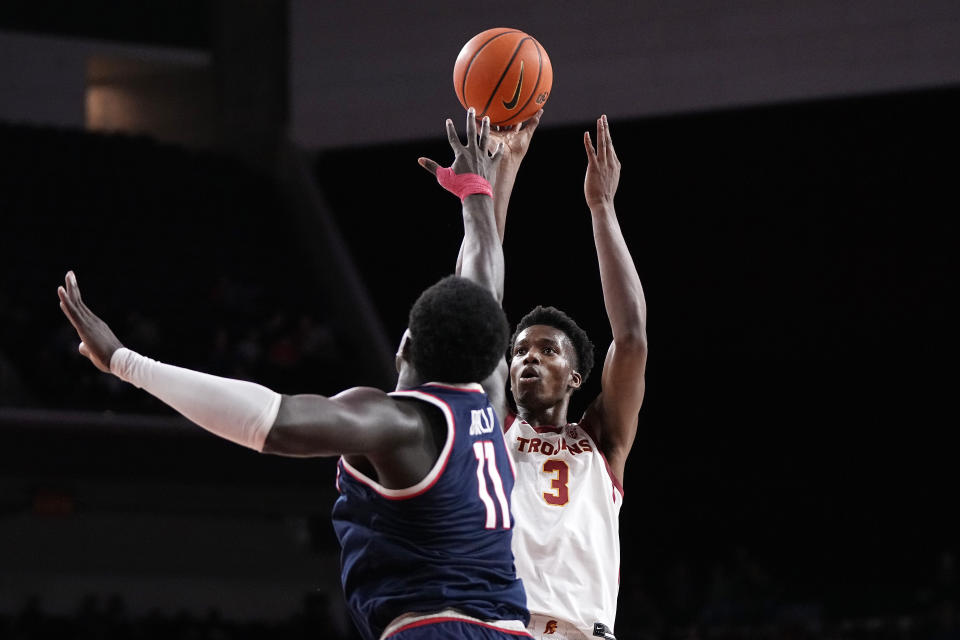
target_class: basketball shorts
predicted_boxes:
[382,609,532,639]
[526,613,614,640]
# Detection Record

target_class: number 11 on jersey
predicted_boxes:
[473,441,511,529]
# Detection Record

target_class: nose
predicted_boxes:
[522,350,540,365]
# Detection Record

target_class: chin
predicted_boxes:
[513,388,550,410]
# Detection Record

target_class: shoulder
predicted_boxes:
[334,387,430,434]
[333,386,404,413]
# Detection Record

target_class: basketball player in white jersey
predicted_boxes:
[425,114,647,640]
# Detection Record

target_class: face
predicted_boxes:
[509,324,581,411]
[544,620,558,634]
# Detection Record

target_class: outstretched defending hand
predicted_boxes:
[57,271,124,373]
[584,114,621,209]
[418,107,504,184]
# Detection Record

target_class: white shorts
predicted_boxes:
[526,614,590,640]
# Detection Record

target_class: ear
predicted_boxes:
[395,329,413,373]
[568,370,582,390]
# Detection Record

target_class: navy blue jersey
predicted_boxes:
[332,382,528,640]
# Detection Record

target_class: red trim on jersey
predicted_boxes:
[423,382,485,393]
[531,425,562,434]
[339,446,452,501]
[339,390,456,501]
[506,412,562,434]
[598,449,625,499]
[498,418,518,480]
[384,616,533,638]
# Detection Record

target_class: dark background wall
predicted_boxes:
[289,0,960,147]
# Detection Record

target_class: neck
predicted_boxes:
[516,396,571,427]
[395,364,422,391]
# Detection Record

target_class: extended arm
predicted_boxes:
[580,116,648,484]
[57,272,421,458]
[419,110,544,421]
[452,110,543,286]
[418,111,513,419]
[419,109,504,301]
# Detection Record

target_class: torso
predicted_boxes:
[504,413,623,638]
[332,383,528,640]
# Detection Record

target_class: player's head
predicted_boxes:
[401,276,509,384]
[508,306,594,410]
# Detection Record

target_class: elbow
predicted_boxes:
[614,328,647,354]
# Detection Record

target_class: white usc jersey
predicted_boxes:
[504,413,624,639]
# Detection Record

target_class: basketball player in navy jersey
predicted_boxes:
[58,111,532,640]
[424,115,646,640]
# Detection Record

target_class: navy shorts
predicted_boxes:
[385,617,533,639]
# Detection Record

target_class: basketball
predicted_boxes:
[453,28,553,128]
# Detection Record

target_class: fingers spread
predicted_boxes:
[465,108,477,148]
[418,157,440,176]
[445,119,462,149]
[479,116,490,157]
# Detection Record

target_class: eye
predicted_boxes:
[514,347,527,356]
[543,346,555,355]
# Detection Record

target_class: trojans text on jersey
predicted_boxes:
[513,429,593,457]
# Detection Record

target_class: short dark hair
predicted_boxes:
[510,305,595,384]
[408,276,509,383]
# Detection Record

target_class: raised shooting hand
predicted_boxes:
[584,114,621,209]
[488,108,543,170]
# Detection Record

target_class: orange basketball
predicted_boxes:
[453,28,553,128]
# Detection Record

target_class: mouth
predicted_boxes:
[519,366,540,380]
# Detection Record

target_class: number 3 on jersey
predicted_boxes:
[473,441,510,529]
[542,459,570,506]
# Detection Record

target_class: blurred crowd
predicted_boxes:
[616,549,958,640]
[2,550,955,640]
[27,273,342,413]
[1,123,346,411]
[1,592,359,640]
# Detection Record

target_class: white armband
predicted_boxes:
[110,348,281,452]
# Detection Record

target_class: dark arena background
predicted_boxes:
[1,2,958,639]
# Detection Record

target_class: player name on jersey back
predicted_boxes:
[333,384,528,640]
